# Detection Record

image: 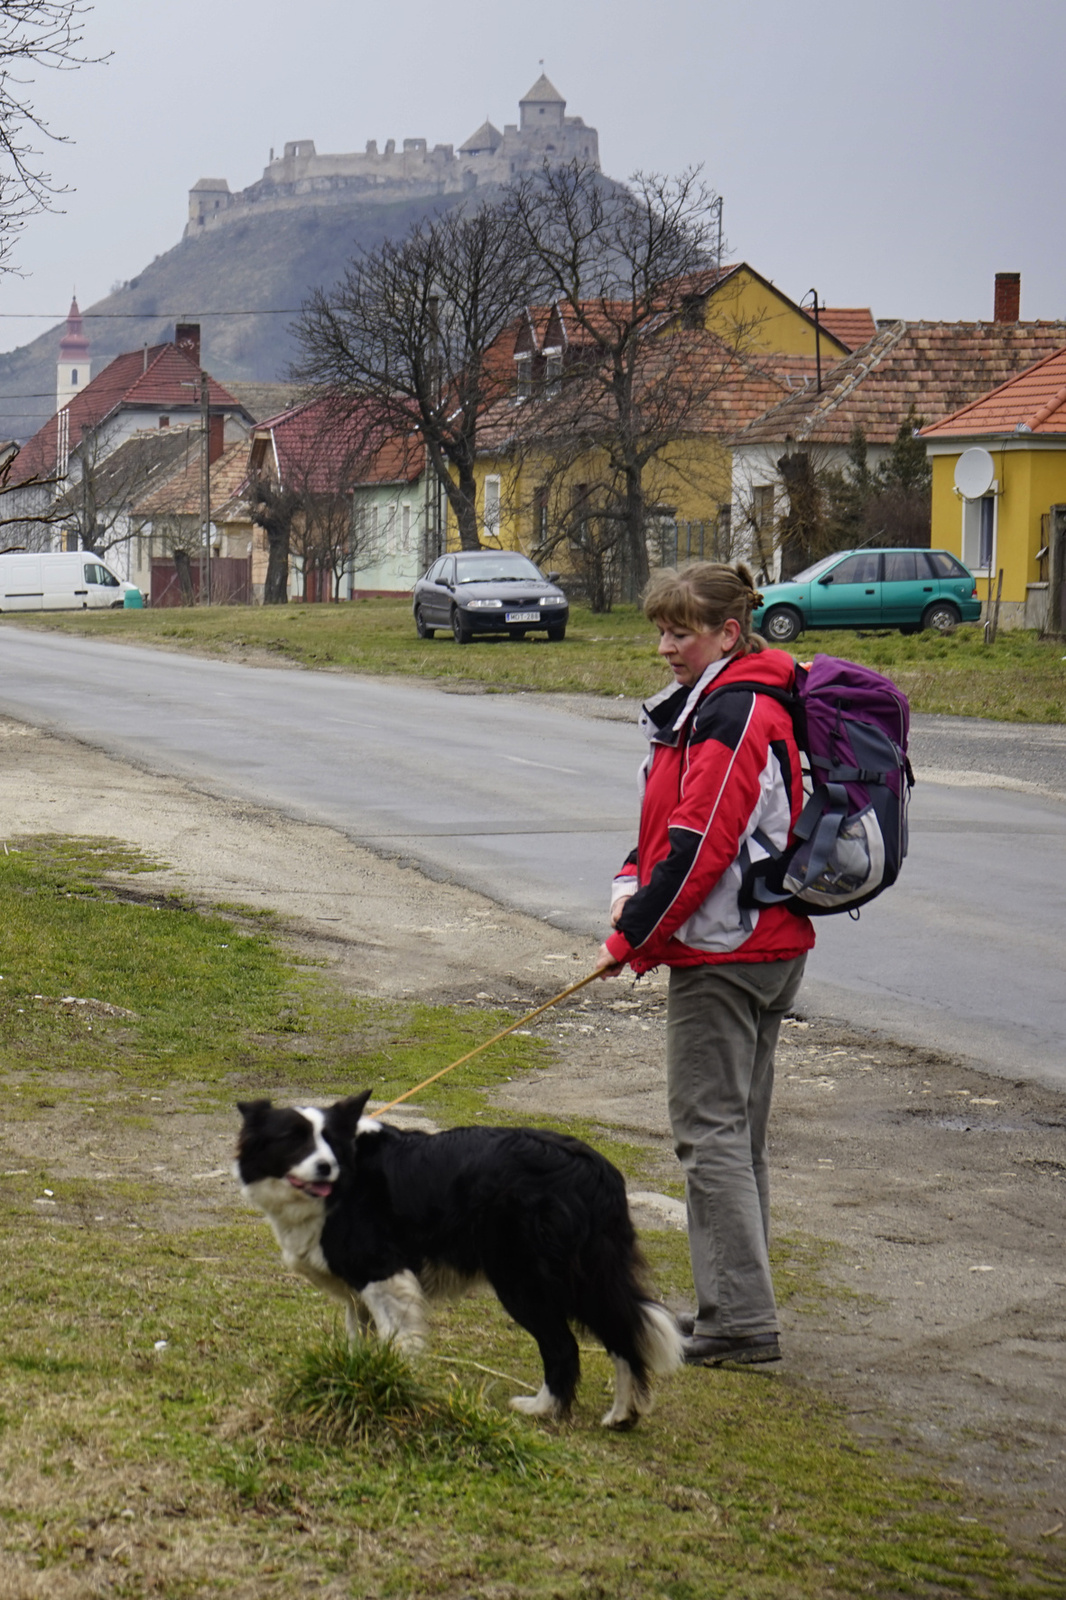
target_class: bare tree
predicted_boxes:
[246,398,399,602]
[771,411,934,578]
[296,201,538,551]
[506,163,742,598]
[56,426,194,556]
[247,473,299,605]
[0,3,106,273]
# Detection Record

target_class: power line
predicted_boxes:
[0,308,303,320]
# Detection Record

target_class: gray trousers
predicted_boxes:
[666,954,807,1338]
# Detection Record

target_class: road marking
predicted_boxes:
[503,754,580,775]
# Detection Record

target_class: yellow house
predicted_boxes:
[445,268,862,566]
[686,263,854,365]
[922,345,1066,628]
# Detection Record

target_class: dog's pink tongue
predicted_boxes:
[305,1181,332,1198]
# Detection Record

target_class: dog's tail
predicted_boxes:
[637,1300,684,1375]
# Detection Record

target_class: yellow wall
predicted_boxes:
[702,267,850,361]
[930,444,1066,604]
[451,436,732,557]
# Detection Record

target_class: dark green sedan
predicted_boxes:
[753,548,982,644]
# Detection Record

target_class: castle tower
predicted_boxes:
[519,73,566,132]
[57,295,90,413]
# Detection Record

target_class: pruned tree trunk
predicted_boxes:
[452,461,482,551]
[263,526,290,604]
[623,471,649,593]
[173,547,195,606]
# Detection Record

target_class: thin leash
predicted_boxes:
[375,968,604,1115]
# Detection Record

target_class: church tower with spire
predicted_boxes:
[57,296,90,413]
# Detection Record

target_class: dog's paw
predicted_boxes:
[509,1384,565,1419]
[600,1402,640,1430]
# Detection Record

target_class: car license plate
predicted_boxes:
[505,610,540,622]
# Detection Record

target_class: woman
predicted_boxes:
[595,563,814,1366]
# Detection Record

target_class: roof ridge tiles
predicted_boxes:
[1025,377,1066,430]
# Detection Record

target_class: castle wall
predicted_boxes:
[186,87,599,237]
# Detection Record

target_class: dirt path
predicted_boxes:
[3,712,1065,1557]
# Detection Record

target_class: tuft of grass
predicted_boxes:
[282,1334,556,1477]
[7,599,1066,720]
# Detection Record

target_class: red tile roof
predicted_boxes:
[475,330,813,452]
[11,342,246,485]
[257,396,424,492]
[805,307,876,353]
[737,320,1066,447]
[921,344,1066,438]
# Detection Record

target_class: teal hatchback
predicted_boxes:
[753,548,981,644]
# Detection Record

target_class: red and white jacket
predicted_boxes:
[604,648,815,974]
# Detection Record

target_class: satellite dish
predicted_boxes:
[954,447,995,499]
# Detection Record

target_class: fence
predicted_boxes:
[150,557,252,608]
[604,518,733,606]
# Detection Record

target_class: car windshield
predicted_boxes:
[787,553,847,584]
[455,555,543,584]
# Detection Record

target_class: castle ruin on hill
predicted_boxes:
[186,75,598,236]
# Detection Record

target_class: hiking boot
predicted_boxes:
[683,1332,781,1367]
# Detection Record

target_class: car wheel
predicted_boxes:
[414,606,434,639]
[922,600,960,635]
[762,605,803,644]
[547,623,566,641]
[451,607,472,645]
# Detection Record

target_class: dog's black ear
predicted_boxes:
[329,1091,373,1140]
[237,1098,273,1123]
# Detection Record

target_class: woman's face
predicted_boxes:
[656,617,741,687]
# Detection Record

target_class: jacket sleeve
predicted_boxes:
[610,847,639,911]
[606,689,774,965]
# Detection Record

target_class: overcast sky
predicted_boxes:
[1,0,1063,355]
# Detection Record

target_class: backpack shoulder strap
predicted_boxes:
[699,678,807,752]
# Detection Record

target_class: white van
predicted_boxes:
[0,551,142,611]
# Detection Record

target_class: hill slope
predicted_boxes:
[0,192,465,443]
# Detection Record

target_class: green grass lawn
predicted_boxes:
[8,600,1066,720]
[0,837,1060,1597]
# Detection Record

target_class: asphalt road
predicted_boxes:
[2,628,1065,1089]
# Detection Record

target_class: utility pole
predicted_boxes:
[805,289,823,394]
[200,371,212,605]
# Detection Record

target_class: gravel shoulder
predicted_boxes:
[2,712,1065,1558]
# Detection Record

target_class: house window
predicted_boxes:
[545,352,562,397]
[401,502,412,550]
[515,355,532,400]
[534,485,549,542]
[962,493,995,571]
[483,475,501,538]
[70,368,78,385]
[752,485,775,532]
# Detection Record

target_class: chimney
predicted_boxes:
[994,273,1020,324]
[208,412,225,465]
[175,321,201,366]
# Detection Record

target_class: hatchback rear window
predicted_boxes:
[925,551,969,578]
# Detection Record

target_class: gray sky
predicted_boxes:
[2,0,1064,355]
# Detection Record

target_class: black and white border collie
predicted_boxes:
[236,1092,682,1428]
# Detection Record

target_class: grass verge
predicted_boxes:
[7,601,1065,720]
[0,836,1060,1597]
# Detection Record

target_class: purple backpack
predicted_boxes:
[713,656,913,918]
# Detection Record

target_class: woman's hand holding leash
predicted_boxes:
[594,942,623,979]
